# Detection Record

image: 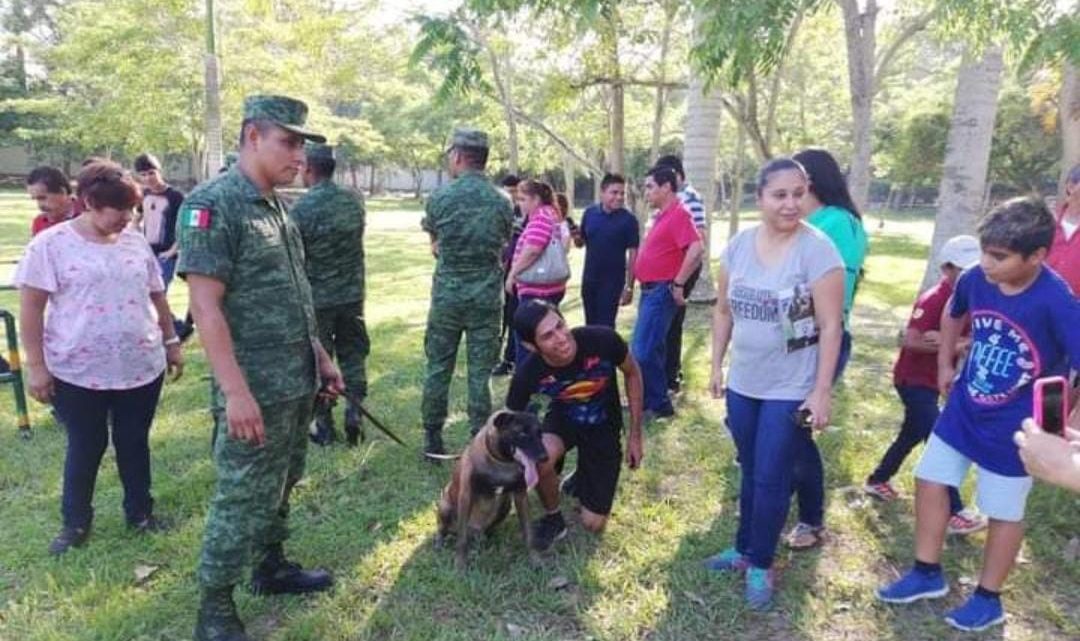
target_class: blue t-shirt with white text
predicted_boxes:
[935,266,1080,476]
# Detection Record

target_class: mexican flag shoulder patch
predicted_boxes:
[185,207,212,229]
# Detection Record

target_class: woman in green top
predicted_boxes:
[785,148,869,549]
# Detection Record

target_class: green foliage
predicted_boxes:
[1019,9,1080,72]
[877,107,951,190]
[691,0,824,87]
[989,86,1062,193]
[410,14,491,102]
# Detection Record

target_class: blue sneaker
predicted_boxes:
[745,567,775,610]
[876,568,948,604]
[703,548,749,573]
[944,593,1005,632]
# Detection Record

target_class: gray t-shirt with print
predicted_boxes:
[724,223,843,400]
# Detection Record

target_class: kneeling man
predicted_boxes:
[506,299,644,550]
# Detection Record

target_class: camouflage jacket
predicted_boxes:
[289,179,366,309]
[176,167,318,406]
[421,170,513,309]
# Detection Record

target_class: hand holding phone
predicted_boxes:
[1033,376,1068,437]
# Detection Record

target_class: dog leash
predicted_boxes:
[334,387,407,446]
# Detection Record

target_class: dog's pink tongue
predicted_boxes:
[513,449,540,490]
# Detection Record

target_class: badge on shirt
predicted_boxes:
[184,207,212,229]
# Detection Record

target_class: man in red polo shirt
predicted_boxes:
[26,166,77,236]
[629,165,703,418]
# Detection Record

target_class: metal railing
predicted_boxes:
[0,308,30,438]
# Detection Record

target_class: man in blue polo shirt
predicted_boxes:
[577,173,640,328]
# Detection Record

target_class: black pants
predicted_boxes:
[868,384,963,514]
[500,289,519,365]
[582,278,624,328]
[53,374,165,529]
[664,265,702,389]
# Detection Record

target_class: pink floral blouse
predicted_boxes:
[14,222,167,390]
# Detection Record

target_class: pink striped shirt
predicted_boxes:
[513,205,568,297]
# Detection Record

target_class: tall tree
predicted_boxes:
[920,47,1004,291]
[203,0,223,178]
[1063,63,1080,197]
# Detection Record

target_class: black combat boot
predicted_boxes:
[344,404,363,448]
[193,585,251,641]
[250,543,333,595]
[423,427,446,461]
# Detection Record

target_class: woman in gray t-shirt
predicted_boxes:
[703,158,844,610]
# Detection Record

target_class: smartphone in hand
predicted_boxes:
[1033,376,1068,436]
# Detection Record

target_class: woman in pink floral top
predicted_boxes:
[15,160,183,555]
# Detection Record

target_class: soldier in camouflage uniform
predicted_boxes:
[290,142,368,447]
[178,95,344,641]
[420,128,513,457]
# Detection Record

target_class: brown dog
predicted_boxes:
[436,410,549,569]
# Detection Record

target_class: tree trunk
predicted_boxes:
[486,43,519,175]
[840,0,877,212]
[1059,62,1080,199]
[684,76,722,303]
[202,0,223,180]
[599,7,625,174]
[729,123,747,240]
[562,154,575,213]
[920,47,1004,292]
[649,3,677,165]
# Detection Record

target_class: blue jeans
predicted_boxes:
[514,291,565,368]
[870,385,963,514]
[156,255,177,292]
[631,283,677,413]
[53,374,165,528]
[726,390,808,569]
[791,330,852,528]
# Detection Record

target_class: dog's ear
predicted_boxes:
[492,410,514,431]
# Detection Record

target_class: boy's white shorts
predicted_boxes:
[915,434,1033,522]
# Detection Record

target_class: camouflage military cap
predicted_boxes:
[243,94,326,143]
[447,127,489,151]
[305,142,334,161]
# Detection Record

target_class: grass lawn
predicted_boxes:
[0,189,1077,641]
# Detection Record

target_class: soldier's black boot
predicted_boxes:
[423,427,446,462]
[251,543,333,595]
[344,404,363,448]
[193,585,251,641]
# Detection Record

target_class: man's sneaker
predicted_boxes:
[744,567,776,610]
[944,592,1006,631]
[48,525,90,555]
[876,568,948,604]
[864,480,900,502]
[531,512,568,552]
[702,547,749,573]
[784,522,826,550]
[947,509,988,536]
[491,361,513,377]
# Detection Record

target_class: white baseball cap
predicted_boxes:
[938,235,981,269]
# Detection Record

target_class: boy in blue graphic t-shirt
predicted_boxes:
[876,197,1080,632]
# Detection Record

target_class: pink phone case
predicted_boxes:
[1033,376,1068,434]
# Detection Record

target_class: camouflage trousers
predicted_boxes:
[314,301,369,423]
[420,302,500,434]
[198,394,315,589]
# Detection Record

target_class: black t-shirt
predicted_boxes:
[506,326,628,429]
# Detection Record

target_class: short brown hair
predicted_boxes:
[77,160,142,210]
